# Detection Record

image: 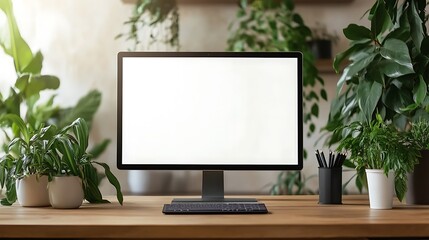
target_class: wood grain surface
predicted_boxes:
[0,195,428,239]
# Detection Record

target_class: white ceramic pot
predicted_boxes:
[16,174,50,207]
[366,169,394,209]
[48,176,84,209]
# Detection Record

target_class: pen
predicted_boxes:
[321,151,327,168]
[315,151,323,167]
[334,152,340,167]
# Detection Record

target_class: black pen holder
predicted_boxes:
[318,167,342,204]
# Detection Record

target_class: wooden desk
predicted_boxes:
[0,195,428,239]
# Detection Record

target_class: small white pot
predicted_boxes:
[366,169,394,209]
[16,174,50,207]
[48,176,84,209]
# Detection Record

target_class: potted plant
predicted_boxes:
[0,115,123,207]
[0,0,112,193]
[116,0,179,50]
[0,114,55,206]
[46,118,123,208]
[325,0,429,145]
[308,23,339,59]
[407,119,429,204]
[337,115,419,209]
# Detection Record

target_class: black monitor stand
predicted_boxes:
[172,171,258,203]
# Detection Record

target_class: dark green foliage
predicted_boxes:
[326,0,429,146]
[336,115,419,201]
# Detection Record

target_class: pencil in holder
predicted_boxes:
[318,167,342,204]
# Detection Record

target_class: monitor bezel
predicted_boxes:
[117,52,303,171]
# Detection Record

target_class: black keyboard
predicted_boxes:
[162,202,268,214]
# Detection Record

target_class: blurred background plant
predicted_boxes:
[0,0,110,185]
[115,0,179,51]
[227,0,326,194]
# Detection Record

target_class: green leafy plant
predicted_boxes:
[0,0,109,168]
[270,171,315,195]
[0,114,123,206]
[116,0,179,50]
[227,0,325,195]
[410,119,429,150]
[48,118,123,205]
[336,115,419,201]
[325,0,429,145]
[0,114,55,205]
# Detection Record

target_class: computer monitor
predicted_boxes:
[117,52,303,202]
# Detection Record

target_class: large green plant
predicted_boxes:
[116,0,179,50]
[227,0,325,195]
[0,0,109,160]
[336,115,419,201]
[326,0,429,145]
[0,114,123,206]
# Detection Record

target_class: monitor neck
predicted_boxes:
[202,171,225,200]
[171,170,257,203]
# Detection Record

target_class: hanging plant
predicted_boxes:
[116,0,179,50]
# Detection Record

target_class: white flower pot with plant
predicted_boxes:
[365,169,394,209]
[0,114,54,206]
[0,115,123,207]
[16,174,50,207]
[46,118,123,208]
[337,115,419,209]
[48,176,84,209]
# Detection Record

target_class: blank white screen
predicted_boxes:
[122,57,298,165]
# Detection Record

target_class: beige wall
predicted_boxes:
[0,0,373,195]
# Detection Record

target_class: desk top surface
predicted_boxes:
[0,195,429,239]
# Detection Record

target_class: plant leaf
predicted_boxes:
[413,75,427,105]
[380,39,413,71]
[371,0,393,38]
[357,80,382,123]
[378,59,414,78]
[21,51,43,75]
[0,114,29,144]
[94,161,123,205]
[320,89,327,101]
[337,52,377,94]
[408,0,424,53]
[0,0,33,74]
[25,75,60,98]
[57,90,102,128]
[383,85,414,114]
[311,103,319,117]
[343,24,372,41]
